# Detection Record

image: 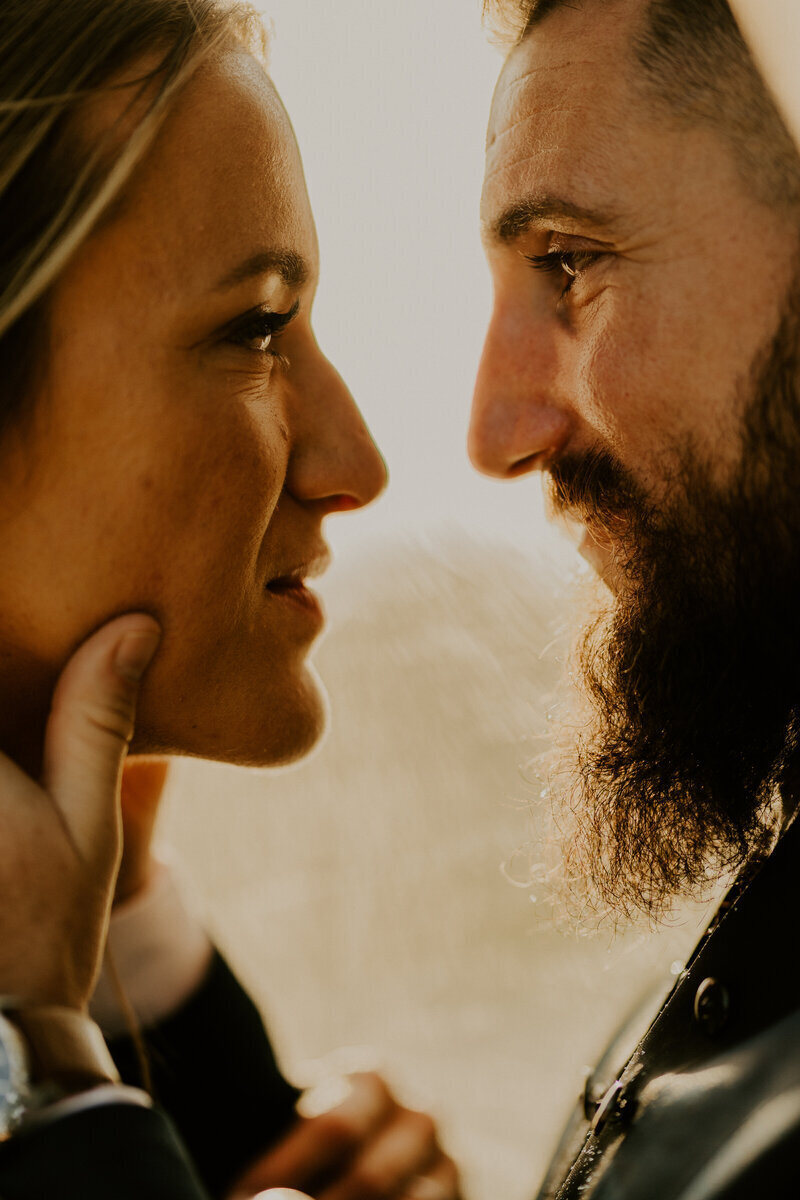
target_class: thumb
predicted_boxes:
[41,614,161,864]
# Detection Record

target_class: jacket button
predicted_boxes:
[694,977,730,1036]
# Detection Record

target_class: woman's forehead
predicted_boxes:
[82,49,318,297]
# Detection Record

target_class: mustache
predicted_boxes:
[545,448,645,530]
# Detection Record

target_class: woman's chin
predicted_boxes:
[250,666,331,768]
[131,665,330,768]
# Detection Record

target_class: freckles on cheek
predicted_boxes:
[201,414,287,514]
[169,431,288,577]
[89,400,291,615]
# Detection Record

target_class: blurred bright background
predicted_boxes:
[161,5,717,1198]
[255,0,573,573]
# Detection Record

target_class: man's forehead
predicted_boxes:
[482,4,647,234]
[487,0,637,149]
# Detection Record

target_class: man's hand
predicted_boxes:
[0,614,160,1009]
[228,1072,461,1200]
[114,757,170,905]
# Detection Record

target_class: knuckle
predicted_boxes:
[81,696,135,745]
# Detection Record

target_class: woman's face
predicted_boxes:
[0,49,386,767]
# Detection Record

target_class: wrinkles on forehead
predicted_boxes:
[481,13,650,241]
[485,60,598,153]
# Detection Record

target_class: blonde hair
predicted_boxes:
[0,0,267,431]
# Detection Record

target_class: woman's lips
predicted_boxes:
[264,546,330,622]
[265,575,324,621]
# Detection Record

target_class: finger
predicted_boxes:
[233,1073,396,1194]
[318,1109,439,1200]
[42,614,161,863]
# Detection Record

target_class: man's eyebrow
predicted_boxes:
[214,248,310,291]
[485,194,621,243]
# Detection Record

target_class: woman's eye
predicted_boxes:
[239,322,274,353]
[225,300,300,357]
[525,249,603,298]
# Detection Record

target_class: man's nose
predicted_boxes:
[468,312,572,478]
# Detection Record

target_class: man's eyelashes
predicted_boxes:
[525,249,605,297]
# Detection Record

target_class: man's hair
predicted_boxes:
[483,0,800,212]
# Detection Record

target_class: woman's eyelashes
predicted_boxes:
[224,299,300,359]
[525,248,605,298]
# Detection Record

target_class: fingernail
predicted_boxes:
[114,628,161,683]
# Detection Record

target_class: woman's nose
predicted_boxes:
[468,311,572,478]
[286,350,387,515]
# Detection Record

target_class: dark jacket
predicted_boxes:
[537,818,800,1199]
[0,953,300,1199]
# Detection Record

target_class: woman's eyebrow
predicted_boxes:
[213,248,310,291]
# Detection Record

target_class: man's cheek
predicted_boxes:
[574,322,647,450]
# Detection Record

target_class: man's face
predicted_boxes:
[472,0,794,575]
[471,0,800,917]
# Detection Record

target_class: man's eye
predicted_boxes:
[525,250,603,297]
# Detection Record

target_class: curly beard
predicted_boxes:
[545,278,800,922]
